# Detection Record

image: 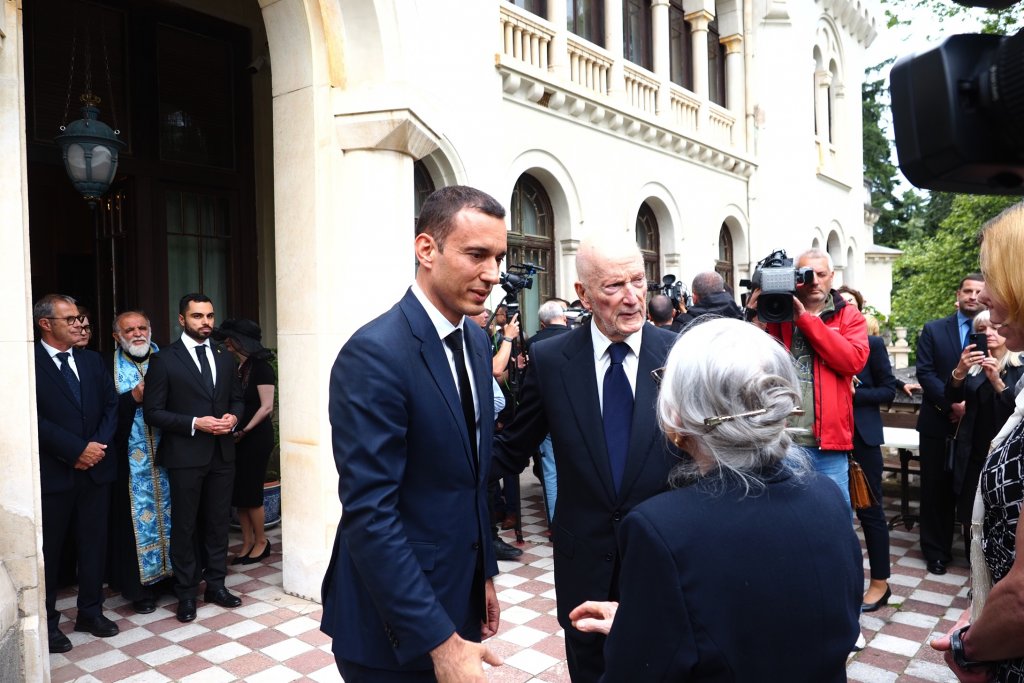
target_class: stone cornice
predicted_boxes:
[496,60,756,180]
[816,0,878,48]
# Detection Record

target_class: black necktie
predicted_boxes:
[603,342,634,492]
[56,351,81,405]
[445,329,477,462]
[195,344,214,393]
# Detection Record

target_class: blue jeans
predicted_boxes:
[538,434,556,523]
[803,446,851,509]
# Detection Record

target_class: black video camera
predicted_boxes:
[740,250,814,323]
[647,274,691,310]
[499,262,544,318]
[890,1,1024,194]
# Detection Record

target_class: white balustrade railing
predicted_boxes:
[499,4,554,71]
[668,84,700,134]
[707,103,736,148]
[623,64,659,115]
[566,36,613,96]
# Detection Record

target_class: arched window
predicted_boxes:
[508,0,546,15]
[567,0,604,46]
[715,223,734,292]
[623,0,652,70]
[413,160,436,220]
[508,174,556,336]
[636,203,660,283]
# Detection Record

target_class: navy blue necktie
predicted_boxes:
[195,344,215,393]
[961,319,972,349]
[603,342,634,492]
[56,351,81,405]
[445,329,477,462]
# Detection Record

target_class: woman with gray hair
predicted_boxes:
[570,318,861,681]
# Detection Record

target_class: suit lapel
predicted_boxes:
[946,315,963,356]
[400,291,477,474]
[465,323,493,479]
[560,325,616,502]
[169,340,212,397]
[36,343,80,409]
[619,325,664,498]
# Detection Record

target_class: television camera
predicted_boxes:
[740,250,814,323]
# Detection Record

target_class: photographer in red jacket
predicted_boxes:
[746,248,869,507]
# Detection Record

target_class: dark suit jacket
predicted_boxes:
[600,467,861,682]
[916,313,965,438]
[320,289,499,671]
[853,335,899,447]
[35,343,118,494]
[492,322,679,628]
[142,338,243,468]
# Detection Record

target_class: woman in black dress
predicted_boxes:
[213,319,277,565]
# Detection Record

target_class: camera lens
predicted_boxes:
[992,28,1024,150]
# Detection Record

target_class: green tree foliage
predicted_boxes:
[862,62,907,246]
[881,0,1020,35]
[891,194,1019,346]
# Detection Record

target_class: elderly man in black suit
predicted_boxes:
[144,293,244,623]
[492,235,679,682]
[33,293,119,653]
[916,274,986,575]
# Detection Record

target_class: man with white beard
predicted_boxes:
[107,311,173,613]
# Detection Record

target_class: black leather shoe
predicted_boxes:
[241,540,272,565]
[231,546,253,566]
[493,537,523,561]
[48,630,72,654]
[176,598,197,623]
[861,585,892,613]
[927,559,948,575]
[204,586,242,608]
[74,614,119,638]
[132,598,157,614]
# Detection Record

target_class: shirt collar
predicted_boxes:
[40,339,70,359]
[411,283,465,341]
[180,332,210,351]
[956,310,973,330]
[590,319,643,360]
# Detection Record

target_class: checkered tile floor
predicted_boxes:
[50,471,965,682]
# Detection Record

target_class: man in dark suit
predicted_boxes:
[33,293,120,653]
[144,293,244,622]
[321,186,505,681]
[915,274,986,575]
[491,236,680,683]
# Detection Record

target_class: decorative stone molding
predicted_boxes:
[334,109,440,160]
[815,0,878,48]
[497,62,756,180]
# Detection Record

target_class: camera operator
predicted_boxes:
[647,294,676,329]
[746,248,869,508]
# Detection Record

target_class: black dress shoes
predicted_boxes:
[48,630,72,654]
[132,598,157,614]
[927,559,948,575]
[241,540,272,565]
[493,537,523,561]
[176,598,197,623]
[231,546,254,566]
[204,586,242,608]
[861,585,892,613]
[74,614,119,638]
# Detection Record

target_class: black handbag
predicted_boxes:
[944,420,962,473]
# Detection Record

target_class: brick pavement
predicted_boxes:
[49,471,964,682]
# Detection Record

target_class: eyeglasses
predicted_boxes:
[81,326,92,333]
[990,320,1012,331]
[44,315,87,326]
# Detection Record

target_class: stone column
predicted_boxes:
[685,10,712,100]
[605,0,624,98]
[721,35,743,115]
[651,0,671,117]
[547,0,569,79]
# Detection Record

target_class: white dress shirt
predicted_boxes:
[40,339,80,380]
[180,332,218,385]
[590,321,643,413]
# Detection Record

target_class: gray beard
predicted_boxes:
[119,337,152,359]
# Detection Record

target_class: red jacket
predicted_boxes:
[766,292,869,451]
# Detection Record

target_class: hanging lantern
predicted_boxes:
[56,94,125,207]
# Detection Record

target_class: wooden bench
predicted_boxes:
[881,408,920,530]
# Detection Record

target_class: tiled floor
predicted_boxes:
[50,471,967,682]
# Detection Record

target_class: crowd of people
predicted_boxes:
[34,293,278,654]
[41,185,1024,682]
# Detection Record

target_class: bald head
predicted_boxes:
[574,234,648,342]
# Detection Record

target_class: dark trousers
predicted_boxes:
[853,433,890,580]
[564,628,606,683]
[42,475,112,632]
[919,434,956,563]
[336,659,437,682]
[167,444,234,600]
